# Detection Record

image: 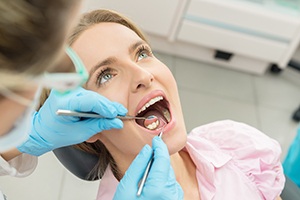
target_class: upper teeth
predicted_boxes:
[137,96,163,114]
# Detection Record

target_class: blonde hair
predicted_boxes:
[0,0,78,91]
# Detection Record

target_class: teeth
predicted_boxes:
[162,108,171,123]
[137,96,163,114]
[146,120,159,130]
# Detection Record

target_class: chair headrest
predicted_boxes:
[53,145,99,181]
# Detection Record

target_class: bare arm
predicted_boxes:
[0,148,22,161]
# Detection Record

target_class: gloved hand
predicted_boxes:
[17,87,127,156]
[113,136,184,200]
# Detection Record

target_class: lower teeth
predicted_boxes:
[146,121,159,130]
[141,109,170,130]
[162,109,171,122]
[144,115,160,130]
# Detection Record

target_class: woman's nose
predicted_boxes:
[131,66,154,92]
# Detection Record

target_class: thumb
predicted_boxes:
[116,145,153,195]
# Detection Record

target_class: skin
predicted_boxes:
[72,22,188,166]
[72,22,283,200]
[0,1,83,159]
[72,22,200,199]
[0,88,37,136]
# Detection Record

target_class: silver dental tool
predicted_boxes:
[57,108,165,196]
[56,109,146,120]
[137,125,165,196]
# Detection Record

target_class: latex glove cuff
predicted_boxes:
[17,134,52,156]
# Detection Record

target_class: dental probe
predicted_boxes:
[56,109,146,120]
[137,125,165,196]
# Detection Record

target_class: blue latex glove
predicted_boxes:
[113,136,184,200]
[283,127,300,187]
[17,87,127,156]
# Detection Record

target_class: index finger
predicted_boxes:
[147,136,170,183]
[66,87,127,117]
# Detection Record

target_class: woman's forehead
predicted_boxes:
[76,23,140,47]
[72,23,145,70]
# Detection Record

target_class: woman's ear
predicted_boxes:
[85,132,101,143]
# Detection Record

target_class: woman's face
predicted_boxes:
[72,22,187,161]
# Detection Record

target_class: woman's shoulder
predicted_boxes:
[189,120,281,154]
[188,120,283,172]
[187,120,285,199]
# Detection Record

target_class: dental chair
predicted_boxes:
[270,59,300,122]
[53,146,300,199]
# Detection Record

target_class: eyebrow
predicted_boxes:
[128,40,145,55]
[88,57,117,80]
[87,40,146,83]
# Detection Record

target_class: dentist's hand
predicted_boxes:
[17,87,127,156]
[113,136,184,200]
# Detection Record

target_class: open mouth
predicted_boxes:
[135,95,171,130]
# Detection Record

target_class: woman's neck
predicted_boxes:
[171,150,200,199]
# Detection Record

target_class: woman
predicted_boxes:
[49,9,285,199]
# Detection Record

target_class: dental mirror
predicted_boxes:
[56,110,163,130]
[143,115,160,130]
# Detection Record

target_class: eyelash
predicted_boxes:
[136,45,153,61]
[95,67,114,87]
[95,45,153,87]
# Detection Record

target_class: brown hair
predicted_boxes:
[39,9,149,180]
[0,0,79,91]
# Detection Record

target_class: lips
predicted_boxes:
[135,90,171,131]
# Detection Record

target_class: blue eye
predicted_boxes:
[138,52,149,61]
[96,68,115,86]
[100,73,112,84]
[137,45,153,61]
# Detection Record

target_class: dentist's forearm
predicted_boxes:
[0,148,22,161]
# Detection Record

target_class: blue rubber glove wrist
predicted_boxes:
[113,137,184,200]
[17,87,127,156]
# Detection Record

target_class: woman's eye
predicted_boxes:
[100,73,112,84]
[96,68,115,86]
[137,46,152,61]
[137,51,149,61]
